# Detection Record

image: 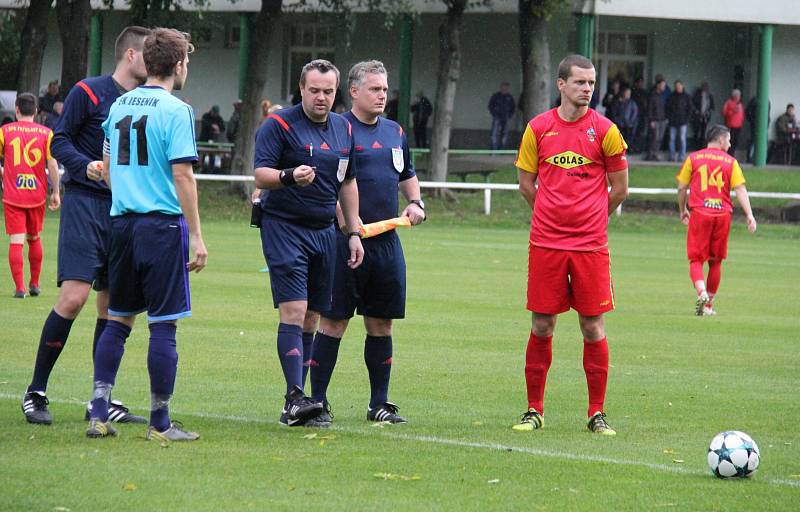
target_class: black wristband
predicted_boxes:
[279,168,297,187]
[348,231,362,239]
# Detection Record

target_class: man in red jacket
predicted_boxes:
[721,89,744,157]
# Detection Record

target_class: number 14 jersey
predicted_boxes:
[102,85,198,217]
[676,147,745,216]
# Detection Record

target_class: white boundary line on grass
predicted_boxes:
[3,393,798,489]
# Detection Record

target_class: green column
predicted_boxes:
[397,14,413,134]
[88,12,103,77]
[575,13,594,59]
[238,13,252,100]
[754,24,773,167]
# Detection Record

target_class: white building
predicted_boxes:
[4,0,798,161]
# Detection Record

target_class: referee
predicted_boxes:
[254,59,363,427]
[310,60,424,425]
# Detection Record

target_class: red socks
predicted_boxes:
[706,259,721,299]
[9,243,25,292]
[27,238,43,288]
[689,260,705,294]
[583,337,609,418]
[524,333,552,414]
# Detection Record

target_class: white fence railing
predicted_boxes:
[194,174,800,216]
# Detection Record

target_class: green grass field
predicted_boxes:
[1,190,799,511]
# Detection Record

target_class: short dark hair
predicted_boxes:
[16,92,37,116]
[143,28,193,79]
[557,54,594,81]
[300,59,340,88]
[114,26,151,62]
[706,124,730,144]
[788,103,795,110]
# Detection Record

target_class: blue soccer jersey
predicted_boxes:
[343,112,415,224]
[254,103,356,228]
[102,86,198,216]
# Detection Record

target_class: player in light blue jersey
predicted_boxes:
[85,28,208,442]
[102,84,197,217]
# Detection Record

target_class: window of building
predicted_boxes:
[594,31,650,116]
[286,25,335,99]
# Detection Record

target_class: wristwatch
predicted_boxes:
[408,199,425,210]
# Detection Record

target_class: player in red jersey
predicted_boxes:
[1,93,60,298]
[676,124,756,316]
[513,55,628,435]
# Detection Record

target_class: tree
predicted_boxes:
[16,0,51,95]
[518,0,564,122]
[229,0,414,197]
[229,0,283,197]
[56,0,92,94]
[428,0,468,185]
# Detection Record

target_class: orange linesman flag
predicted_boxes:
[359,216,412,238]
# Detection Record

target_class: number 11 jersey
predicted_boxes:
[102,85,198,217]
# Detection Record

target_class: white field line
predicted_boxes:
[2,392,797,489]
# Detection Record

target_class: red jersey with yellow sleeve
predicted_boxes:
[515,108,627,251]
[0,121,54,208]
[676,148,744,216]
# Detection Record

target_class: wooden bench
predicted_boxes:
[197,143,233,172]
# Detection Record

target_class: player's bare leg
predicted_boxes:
[513,313,556,431]
[579,314,615,435]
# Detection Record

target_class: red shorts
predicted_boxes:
[3,203,45,236]
[687,211,731,262]
[527,245,615,316]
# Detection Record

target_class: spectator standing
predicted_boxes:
[646,78,668,161]
[410,91,433,148]
[488,82,516,149]
[227,100,243,143]
[615,87,638,146]
[744,96,770,163]
[775,103,797,164]
[630,77,649,153]
[691,82,714,146]
[385,89,399,122]
[601,79,621,122]
[722,89,744,157]
[666,80,692,162]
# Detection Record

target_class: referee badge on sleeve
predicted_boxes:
[392,147,404,173]
[337,158,349,182]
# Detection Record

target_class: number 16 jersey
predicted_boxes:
[0,121,53,208]
[102,85,198,217]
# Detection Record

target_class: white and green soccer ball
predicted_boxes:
[707,431,760,479]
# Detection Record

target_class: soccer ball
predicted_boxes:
[707,431,760,479]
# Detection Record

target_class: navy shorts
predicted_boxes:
[57,189,111,291]
[107,213,192,322]
[260,215,336,312]
[327,231,406,320]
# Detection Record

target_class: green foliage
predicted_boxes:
[0,213,798,509]
[0,10,21,90]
